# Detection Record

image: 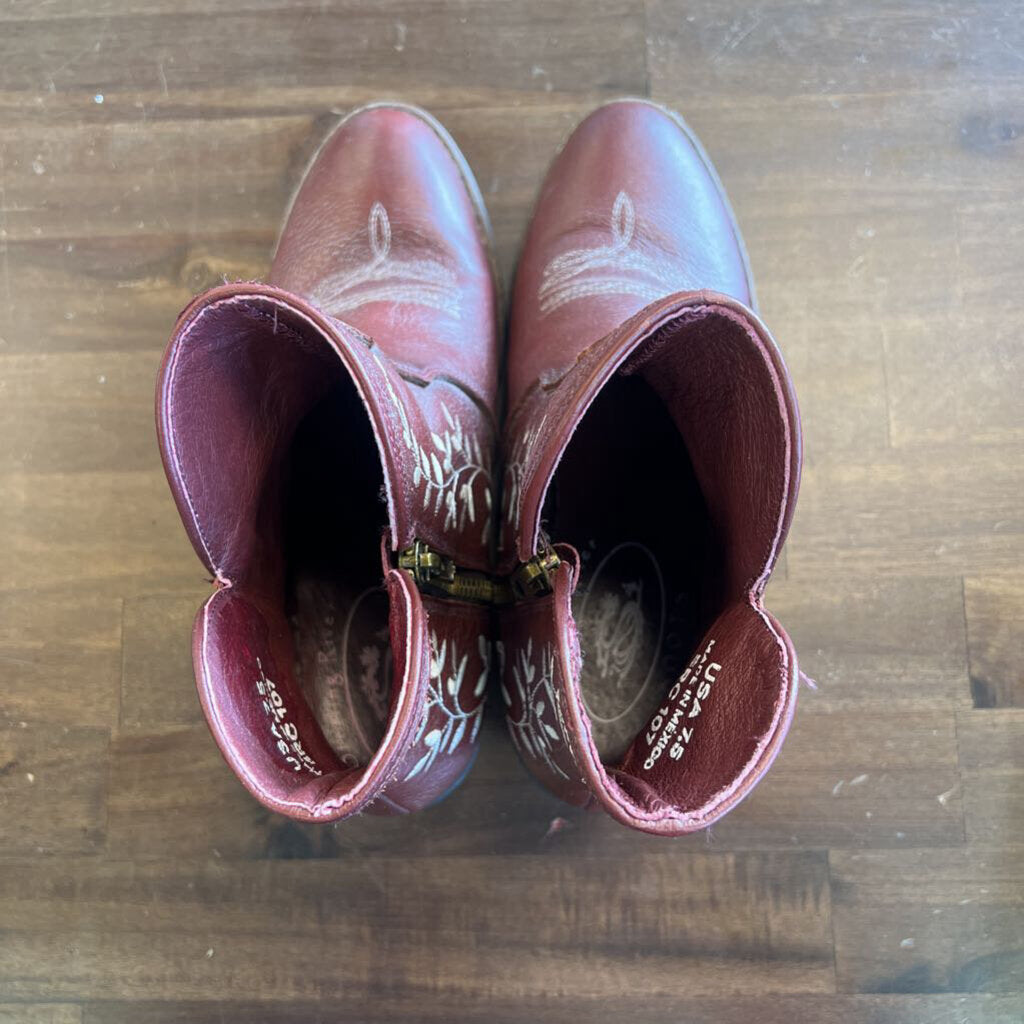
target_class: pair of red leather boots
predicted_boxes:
[156,100,801,834]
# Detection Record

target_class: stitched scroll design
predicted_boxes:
[310,201,460,318]
[538,191,674,315]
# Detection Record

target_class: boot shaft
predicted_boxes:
[156,105,499,821]
[499,100,803,835]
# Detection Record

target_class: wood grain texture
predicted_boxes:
[0,351,163,473]
[0,723,107,855]
[965,578,1024,708]
[120,593,205,729]
[0,851,833,1001]
[831,846,1024,994]
[0,592,122,727]
[0,1009,81,1024]
[959,710,1024,847]
[765,574,971,709]
[1,0,1022,1020]
[74,996,1024,1024]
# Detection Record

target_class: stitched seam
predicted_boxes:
[165,317,229,587]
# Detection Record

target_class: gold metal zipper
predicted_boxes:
[397,539,561,606]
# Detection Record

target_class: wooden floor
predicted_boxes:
[1,2,1022,1021]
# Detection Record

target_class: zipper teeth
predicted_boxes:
[397,540,559,605]
[446,574,508,605]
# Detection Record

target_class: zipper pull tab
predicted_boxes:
[509,545,562,600]
[398,539,503,604]
[397,539,456,588]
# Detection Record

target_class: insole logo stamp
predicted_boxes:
[291,582,392,767]
[642,640,722,772]
[577,541,665,725]
[328,585,393,765]
[342,587,393,732]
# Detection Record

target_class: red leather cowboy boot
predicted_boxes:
[156,103,499,821]
[499,99,802,835]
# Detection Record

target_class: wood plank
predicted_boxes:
[885,314,1024,448]
[768,316,889,455]
[638,84,1024,206]
[647,1,1024,97]
[105,713,598,860]
[106,702,964,859]
[831,846,1024,993]
[0,1009,81,1024]
[786,449,1024,579]
[0,351,162,474]
[958,710,1024,845]
[120,594,203,729]
[0,235,265,354]
[0,591,121,728]
[648,0,1023,471]
[741,183,964,328]
[77,994,1024,1024]
[1,116,307,243]
[106,725,271,861]
[959,199,1024,315]
[5,0,373,17]
[0,471,208,597]
[0,850,833,1000]
[0,4,648,99]
[0,723,107,854]
[765,575,971,709]
[0,857,327,935]
[964,578,1024,708]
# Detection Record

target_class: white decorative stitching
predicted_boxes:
[502,638,571,780]
[537,191,676,316]
[402,631,489,782]
[370,348,492,542]
[412,402,491,538]
[502,413,546,535]
[308,201,460,318]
